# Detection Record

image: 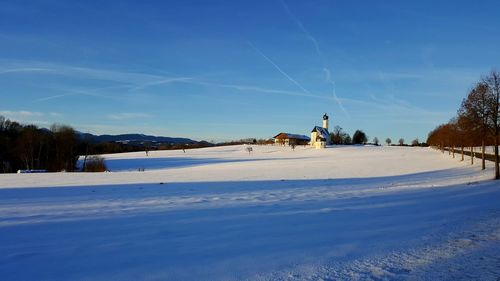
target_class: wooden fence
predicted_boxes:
[436,147,499,162]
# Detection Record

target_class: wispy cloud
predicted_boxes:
[0,61,191,96]
[0,67,52,74]
[0,60,456,127]
[107,113,152,120]
[193,80,326,100]
[0,110,43,117]
[0,110,62,126]
[197,77,447,123]
[35,93,79,102]
[337,95,451,121]
[35,91,112,102]
[128,77,193,92]
[34,85,125,102]
[6,60,328,103]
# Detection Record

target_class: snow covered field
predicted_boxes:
[1,145,499,280]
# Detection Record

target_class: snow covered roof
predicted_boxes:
[273,133,310,141]
[311,126,330,140]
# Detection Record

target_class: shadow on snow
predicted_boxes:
[99,156,309,171]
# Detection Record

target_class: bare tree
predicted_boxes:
[398,138,404,146]
[344,135,352,145]
[84,156,107,172]
[411,138,419,147]
[246,146,253,154]
[51,124,78,172]
[330,126,344,144]
[428,124,446,152]
[373,137,379,146]
[456,116,468,161]
[458,82,490,169]
[81,133,93,172]
[17,125,38,170]
[330,126,351,145]
[456,113,477,164]
[484,70,500,179]
[144,141,152,156]
[447,119,462,158]
[0,116,5,131]
[385,138,392,146]
[427,71,500,176]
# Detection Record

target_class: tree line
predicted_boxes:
[0,116,80,172]
[0,116,214,173]
[329,126,422,147]
[427,70,500,179]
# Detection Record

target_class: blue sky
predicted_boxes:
[1,1,499,142]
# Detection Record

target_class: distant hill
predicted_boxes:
[77,132,199,146]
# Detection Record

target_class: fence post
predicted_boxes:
[482,140,486,170]
[471,146,474,165]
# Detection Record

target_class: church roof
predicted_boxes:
[273,132,310,140]
[311,126,330,140]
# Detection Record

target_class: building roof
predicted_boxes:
[273,132,310,141]
[311,126,330,141]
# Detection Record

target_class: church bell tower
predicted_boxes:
[322,113,329,130]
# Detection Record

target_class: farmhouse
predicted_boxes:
[273,133,310,146]
[310,113,331,149]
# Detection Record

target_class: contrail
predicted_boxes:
[35,93,78,102]
[0,68,51,74]
[280,0,324,62]
[280,0,349,117]
[324,68,349,117]
[34,86,121,102]
[129,77,193,92]
[247,41,312,95]
[35,91,109,102]
[193,80,330,100]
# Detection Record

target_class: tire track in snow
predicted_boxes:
[253,213,500,281]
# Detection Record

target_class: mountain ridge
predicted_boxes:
[76,132,199,145]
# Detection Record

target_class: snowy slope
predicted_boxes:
[0,145,499,280]
[0,145,482,188]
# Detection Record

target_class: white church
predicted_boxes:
[310,113,331,149]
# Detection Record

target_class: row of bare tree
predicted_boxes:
[427,70,500,179]
[0,116,79,172]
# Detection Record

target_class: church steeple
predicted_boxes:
[322,113,329,130]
